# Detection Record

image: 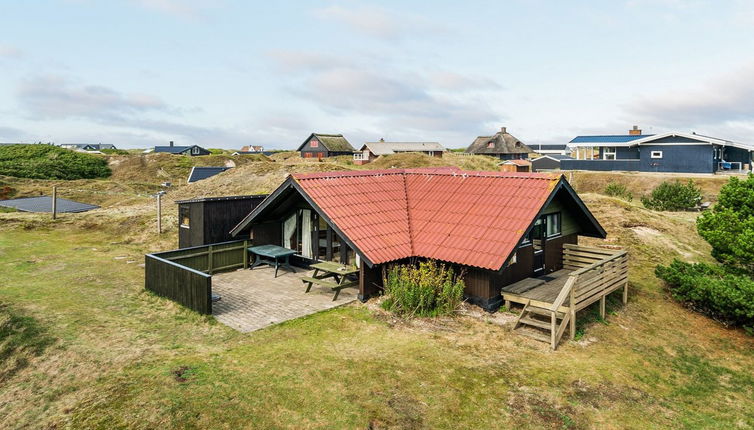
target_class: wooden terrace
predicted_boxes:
[502,244,629,350]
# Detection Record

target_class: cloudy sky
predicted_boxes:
[2,0,754,149]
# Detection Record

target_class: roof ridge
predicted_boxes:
[401,173,415,256]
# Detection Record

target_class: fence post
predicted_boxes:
[243,239,249,269]
[51,186,57,220]
[156,193,162,234]
[208,245,214,274]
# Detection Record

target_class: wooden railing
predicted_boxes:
[144,239,250,314]
[549,244,629,348]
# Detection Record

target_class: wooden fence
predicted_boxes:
[145,239,250,314]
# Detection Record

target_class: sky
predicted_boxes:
[1,0,754,149]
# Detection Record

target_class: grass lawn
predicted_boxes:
[1,202,753,428]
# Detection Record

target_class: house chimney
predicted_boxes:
[169,140,174,147]
[500,127,507,134]
[629,125,641,135]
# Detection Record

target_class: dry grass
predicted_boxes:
[1,154,753,428]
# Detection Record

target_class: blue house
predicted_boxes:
[562,130,754,174]
[151,141,210,156]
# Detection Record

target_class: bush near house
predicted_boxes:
[655,261,754,331]
[656,175,754,332]
[0,145,111,180]
[604,181,633,201]
[641,180,701,211]
[381,260,465,317]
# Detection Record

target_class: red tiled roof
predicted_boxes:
[292,168,560,270]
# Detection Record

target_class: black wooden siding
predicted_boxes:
[178,195,267,248]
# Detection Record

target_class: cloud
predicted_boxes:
[17,75,167,122]
[0,126,28,141]
[626,63,754,128]
[0,44,22,59]
[130,0,215,19]
[313,4,446,40]
[269,50,504,138]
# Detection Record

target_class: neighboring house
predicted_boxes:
[187,166,231,183]
[232,145,264,155]
[465,127,534,160]
[353,139,446,165]
[152,141,210,156]
[230,167,606,311]
[297,133,355,159]
[563,128,754,173]
[176,195,267,248]
[0,196,99,213]
[499,159,531,172]
[60,143,117,152]
[531,155,574,171]
[529,143,569,156]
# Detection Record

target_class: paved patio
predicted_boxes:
[211,265,358,333]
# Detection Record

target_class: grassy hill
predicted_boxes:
[0,152,752,428]
[0,144,111,180]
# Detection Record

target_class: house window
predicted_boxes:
[191,146,200,155]
[179,207,190,228]
[651,151,663,159]
[487,142,494,148]
[546,213,561,237]
[304,152,313,158]
[310,140,319,148]
[603,147,617,160]
[509,251,517,265]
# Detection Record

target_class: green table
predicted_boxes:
[301,261,359,301]
[248,245,297,278]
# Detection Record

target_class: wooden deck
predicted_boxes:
[501,244,629,349]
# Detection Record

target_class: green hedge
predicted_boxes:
[604,181,633,201]
[382,260,465,317]
[0,145,111,179]
[655,260,754,330]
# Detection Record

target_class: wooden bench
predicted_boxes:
[301,277,358,301]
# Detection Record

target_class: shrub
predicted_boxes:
[100,148,130,155]
[0,145,111,180]
[697,174,754,273]
[381,260,465,317]
[641,180,701,211]
[655,260,754,330]
[604,181,633,201]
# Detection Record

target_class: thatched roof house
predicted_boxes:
[466,127,534,160]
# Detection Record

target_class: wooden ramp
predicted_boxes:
[502,244,629,350]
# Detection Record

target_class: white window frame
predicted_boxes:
[603,147,617,160]
[192,146,200,155]
[545,213,561,238]
[650,150,663,159]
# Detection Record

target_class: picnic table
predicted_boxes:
[302,261,359,301]
[248,245,297,278]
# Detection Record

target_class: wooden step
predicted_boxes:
[513,326,552,343]
[525,305,565,319]
[518,316,552,330]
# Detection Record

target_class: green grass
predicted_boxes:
[1,204,753,428]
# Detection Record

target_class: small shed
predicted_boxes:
[176,195,268,248]
[532,155,574,171]
[500,159,532,172]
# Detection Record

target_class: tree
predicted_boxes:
[697,174,754,273]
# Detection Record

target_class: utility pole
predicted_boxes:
[52,186,57,220]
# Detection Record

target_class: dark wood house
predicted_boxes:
[153,141,211,156]
[230,167,606,311]
[531,154,574,171]
[465,127,534,160]
[177,195,267,248]
[297,133,355,159]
